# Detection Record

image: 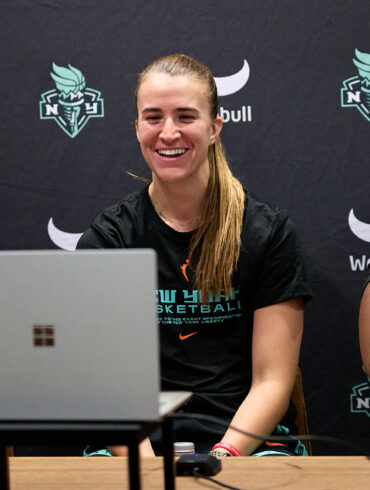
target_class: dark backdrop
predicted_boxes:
[1,0,369,455]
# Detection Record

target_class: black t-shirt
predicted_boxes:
[78,185,311,425]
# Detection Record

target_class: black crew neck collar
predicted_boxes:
[143,185,196,240]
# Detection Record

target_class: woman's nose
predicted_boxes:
[159,118,180,141]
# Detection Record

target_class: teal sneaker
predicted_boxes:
[83,445,113,457]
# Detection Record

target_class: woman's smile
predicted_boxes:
[155,148,188,158]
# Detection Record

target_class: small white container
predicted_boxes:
[173,442,195,456]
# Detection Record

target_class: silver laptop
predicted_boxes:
[0,250,190,421]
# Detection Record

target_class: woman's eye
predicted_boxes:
[179,115,194,121]
[146,115,161,121]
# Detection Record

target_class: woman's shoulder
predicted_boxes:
[241,190,303,262]
[92,186,149,226]
[244,190,289,234]
[77,186,149,249]
[241,190,311,306]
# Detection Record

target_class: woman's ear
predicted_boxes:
[210,116,223,144]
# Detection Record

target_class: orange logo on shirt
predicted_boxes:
[180,259,190,282]
[179,331,198,341]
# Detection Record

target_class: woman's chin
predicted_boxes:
[151,164,209,187]
[152,169,191,185]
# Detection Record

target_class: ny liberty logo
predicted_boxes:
[341,49,370,122]
[40,62,104,138]
[350,381,370,417]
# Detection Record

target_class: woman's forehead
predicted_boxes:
[137,72,209,105]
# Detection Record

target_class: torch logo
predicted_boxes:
[350,381,370,417]
[341,49,370,122]
[40,62,104,138]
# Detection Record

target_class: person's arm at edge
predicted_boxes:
[219,298,303,456]
[359,283,370,377]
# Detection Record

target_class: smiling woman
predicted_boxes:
[77,54,311,458]
[135,72,221,188]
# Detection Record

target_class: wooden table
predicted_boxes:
[8,456,370,490]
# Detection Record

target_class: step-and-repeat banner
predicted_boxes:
[1,0,369,454]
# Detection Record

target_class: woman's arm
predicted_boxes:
[359,283,370,377]
[219,298,303,455]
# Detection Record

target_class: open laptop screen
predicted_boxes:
[0,249,162,421]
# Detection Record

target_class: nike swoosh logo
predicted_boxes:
[179,331,198,341]
[348,209,370,242]
[47,218,83,251]
[214,59,250,96]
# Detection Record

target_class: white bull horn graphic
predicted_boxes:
[214,59,250,96]
[47,218,83,251]
[348,209,370,243]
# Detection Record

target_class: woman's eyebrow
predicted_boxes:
[142,107,162,113]
[176,107,199,112]
[141,107,200,114]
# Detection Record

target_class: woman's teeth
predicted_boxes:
[157,149,187,157]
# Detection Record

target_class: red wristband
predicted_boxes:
[211,442,241,457]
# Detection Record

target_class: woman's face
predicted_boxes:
[136,72,222,186]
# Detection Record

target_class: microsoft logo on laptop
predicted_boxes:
[33,326,55,347]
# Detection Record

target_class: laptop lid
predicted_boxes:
[0,249,165,421]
